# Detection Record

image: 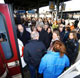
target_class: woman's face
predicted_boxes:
[52,32,58,40]
[59,26,63,32]
[48,28,51,33]
[69,33,74,39]
[18,25,24,33]
[33,28,37,31]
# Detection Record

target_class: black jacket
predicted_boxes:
[23,40,46,68]
[39,29,50,49]
[17,29,31,46]
[59,31,65,42]
[48,32,52,46]
[65,39,79,64]
[74,19,79,28]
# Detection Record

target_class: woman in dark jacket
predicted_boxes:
[58,24,65,42]
[63,27,71,43]
[65,31,79,65]
[47,27,52,46]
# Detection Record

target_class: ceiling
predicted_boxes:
[4,0,70,10]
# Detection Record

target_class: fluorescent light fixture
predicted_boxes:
[0,0,5,4]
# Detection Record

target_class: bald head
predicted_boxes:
[17,24,24,33]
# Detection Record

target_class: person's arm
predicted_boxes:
[44,33,50,49]
[74,42,79,53]
[38,56,47,74]
[73,41,79,58]
[42,43,47,56]
[65,56,70,67]
[26,31,31,40]
[23,46,30,64]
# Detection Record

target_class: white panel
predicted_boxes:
[58,60,80,78]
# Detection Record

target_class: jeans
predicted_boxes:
[29,64,36,78]
[28,64,43,78]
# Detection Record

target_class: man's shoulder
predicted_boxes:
[38,41,45,45]
[25,40,45,48]
[24,41,32,47]
[25,40,43,45]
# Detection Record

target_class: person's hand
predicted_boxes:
[0,38,3,42]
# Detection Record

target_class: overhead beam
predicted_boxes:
[5,0,71,10]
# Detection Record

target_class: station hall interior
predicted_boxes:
[1,0,80,78]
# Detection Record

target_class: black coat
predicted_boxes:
[23,40,46,68]
[74,20,79,28]
[39,29,50,49]
[65,39,79,64]
[17,29,31,46]
[77,33,80,40]
[63,32,70,43]
[60,31,65,42]
[48,32,52,46]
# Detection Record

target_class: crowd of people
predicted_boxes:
[16,17,80,78]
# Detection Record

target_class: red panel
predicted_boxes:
[0,4,18,62]
[8,66,21,76]
[0,55,6,77]
[0,44,6,62]
[0,4,21,76]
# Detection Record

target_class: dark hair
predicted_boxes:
[52,40,66,57]
[31,26,36,31]
[47,27,52,31]
[69,31,78,40]
[65,27,71,32]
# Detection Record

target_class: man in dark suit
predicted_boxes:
[17,24,31,46]
[23,31,46,78]
[37,25,50,49]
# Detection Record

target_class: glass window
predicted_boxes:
[0,13,13,60]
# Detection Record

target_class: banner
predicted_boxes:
[61,3,66,11]
[49,1,55,10]
[28,10,35,14]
